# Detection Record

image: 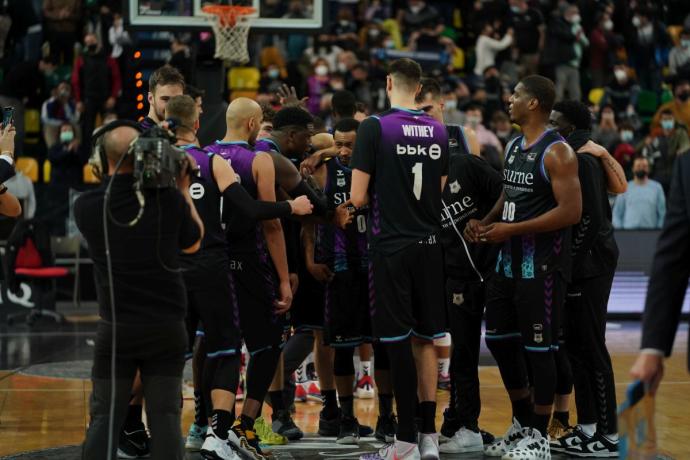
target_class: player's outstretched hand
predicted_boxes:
[275,280,293,314]
[308,263,334,284]
[464,219,482,243]
[335,200,355,229]
[630,353,664,396]
[277,84,308,108]
[478,222,513,243]
[289,195,313,215]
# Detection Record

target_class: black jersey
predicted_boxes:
[497,129,572,280]
[441,153,503,281]
[350,107,449,255]
[139,116,156,130]
[315,158,368,272]
[446,124,471,156]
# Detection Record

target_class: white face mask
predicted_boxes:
[315,65,329,77]
[444,99,457,110]
[466,115,481,127]
[614,69,627,82]
[632,16,641,27]
[569,14,581,24]
[410,5,424,14]
[337,62,348,73]
[603,19,613,31]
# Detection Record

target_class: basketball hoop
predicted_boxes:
[202,4,255,64]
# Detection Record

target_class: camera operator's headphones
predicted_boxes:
[90,120,143,179]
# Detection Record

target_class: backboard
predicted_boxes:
[127,0,326,31]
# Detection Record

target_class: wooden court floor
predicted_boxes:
[0,326,688,458]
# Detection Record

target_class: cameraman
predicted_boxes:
[77,123,203,460]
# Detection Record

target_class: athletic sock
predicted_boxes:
[322,389,339,419]
[533,413,550,437]
[124,404,143,430]
[419,401,436,434]
[211,410,234,440]
[269,390,285,413]
[194,390,208,427]
[339,395,354,418]
[553,410,569,427]
[579,423,596,437]
[360,360,371,378]
[510,397,533,428]
[378,393,394,417]
[603,432,618,442]
[240,413,255,430]
[438,358,450,375]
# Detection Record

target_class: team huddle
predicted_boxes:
[79,57,624,460]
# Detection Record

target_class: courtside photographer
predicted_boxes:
[77,120,204,460]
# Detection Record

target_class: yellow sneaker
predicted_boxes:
[255,416,288,445]
[547,418,572,440]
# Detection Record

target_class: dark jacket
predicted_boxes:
[542,16,577,67]
[641,152,690,370]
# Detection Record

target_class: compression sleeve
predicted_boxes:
[223,181,292,222]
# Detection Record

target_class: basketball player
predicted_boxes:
[164,96,313,459]
[140,65,185,130]
[465,75,581,459]
[205,98,297,457]
[548,100,620,457]
[415,78,500,452]
[352,58,449,460]
[304,118,397,444]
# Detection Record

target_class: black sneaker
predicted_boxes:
[272,409,304,441]
[228,419,266,460]
[375,414,397,443]
[117,426,150,459]
[480,429,495,445]
[318,409,341,436]
[566,432,619,458]
[440,408,460,441]
[337,415,361,445]
[551,425,592,452]
[358,424,374,437]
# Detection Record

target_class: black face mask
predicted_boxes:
[678,91,690,102]
[87,44,98,54]
[634,170,648,179]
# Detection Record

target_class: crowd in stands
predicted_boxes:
[1,0,690,234]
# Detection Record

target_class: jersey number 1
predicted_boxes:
[412,162,423,200]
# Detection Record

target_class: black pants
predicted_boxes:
[82,321,187,460]
[81,97,108,152]
[446,278,484,429]
[564,272,618,434]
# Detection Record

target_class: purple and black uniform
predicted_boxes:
[205,140,287,353]
[316,158,372,346]
[179,145,240,359]
[485,129,571,351]
[139,116,157,131]
[350,107,449,342]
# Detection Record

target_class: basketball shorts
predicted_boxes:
[369,237,446,342]
[485,272,566,351]
[231,251,288,354]
[290,265,325,331]
[323,269,372,347]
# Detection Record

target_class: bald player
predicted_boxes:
[77,124,203,460]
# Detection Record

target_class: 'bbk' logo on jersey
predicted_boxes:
[449,180,461,194]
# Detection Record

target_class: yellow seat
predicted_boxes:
[589,87,605,106]
[83,164,100,184]
[451,47,465,71]
[24,109,40,134]
[381,19,403,50]
[16,157,38,183]
[43,159,51,183]
[668,25,683,45]
[228,67,261,101]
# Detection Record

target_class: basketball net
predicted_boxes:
[202,4,255,64]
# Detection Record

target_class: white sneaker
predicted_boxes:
[484,418,525,457]
[360,440,421,460]
[439,427,484,453]
[418,433,439,460]
[502,428,551,460]
[200,427,241,460]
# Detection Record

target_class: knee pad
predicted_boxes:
[372,342,389,371]
[525,350,557,406]
[207,355,240,394]
[334,347,355,377]
[433,333,451,347]
[486,337,528,390]
[554,347,573,395]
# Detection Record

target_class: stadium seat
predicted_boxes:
[16,157,39,183]
[83,164,100,184]
[43,160,51,183]
[589,88,605,106]
[24,110,40,135]
[228,66,260,100]
[451,47,465,71]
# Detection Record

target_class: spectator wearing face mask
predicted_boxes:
[628,8,670,92]
[652,79,690,132]
[329,7,359,51]
[304,34,344,71]
[442,92,464,125]
[669,28,690,78]
[47,122,84,235]
[589,12,615,88]
[592,105,618,151]
[506,0,545,77]
[307,59,331,115]
[41,81,79,148]
[613,157,666,230]
[473,23,513,77]
[259,65,285,94]
[546,3,589,102]
[463,103,502,152]
[601,64,640,120]
[640,109,690,193]
[491,110,519,147]
[613,121,637,177]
